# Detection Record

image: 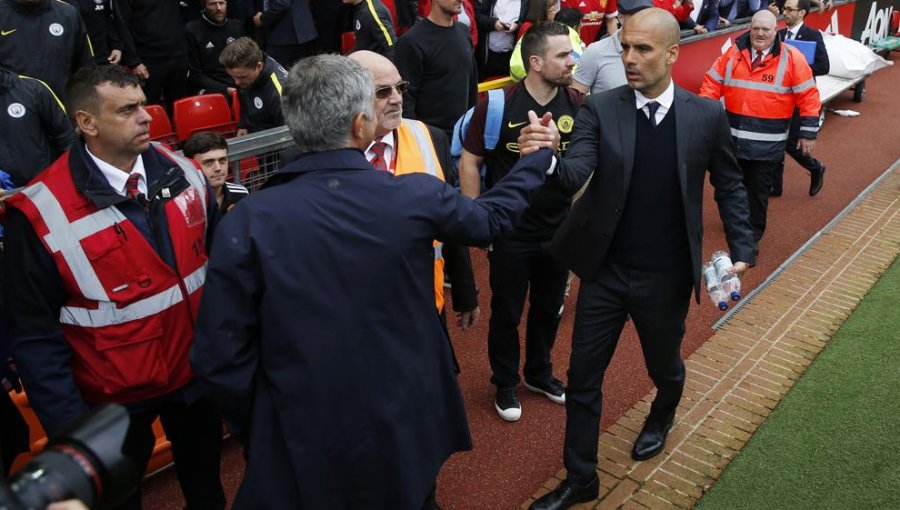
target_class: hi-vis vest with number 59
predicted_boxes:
[8,143,209,404]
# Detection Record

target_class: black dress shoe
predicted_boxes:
[530,478,599,510]
[809,165,825,196]
[631,414,675,461]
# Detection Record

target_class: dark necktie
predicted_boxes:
[369,141,389,173]
[646,101,660,128]
[125,172,147,207]
[751,51,763,69]
[787,30,795,40]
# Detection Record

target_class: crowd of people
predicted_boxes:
[0,0,832,509]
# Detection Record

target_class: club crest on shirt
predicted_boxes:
[253,96,263,109]
[7,102,25,118]
[558,115,574,134]
[226,37,236,44]
[49,23,64,36]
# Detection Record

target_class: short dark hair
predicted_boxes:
[219,37,263,69]
[521,21,571,69]
[555,7,584,29]
[796,0,811,14]
[183,131,229,159]
[65,65,141,120]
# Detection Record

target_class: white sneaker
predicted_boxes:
[494,387,522,422]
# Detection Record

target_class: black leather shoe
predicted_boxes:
[809,165,825,196]
[530,478,599,510]
[631,414,675,461]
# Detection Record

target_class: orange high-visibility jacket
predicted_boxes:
[700,32,821,161]
[392,119,448,312]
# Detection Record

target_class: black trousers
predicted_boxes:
[142,56,191,114]
[487,237,568,388]
[116,398,225,510]
[738,158,780,243]
[563,262,692,485]
[773,108,824,190]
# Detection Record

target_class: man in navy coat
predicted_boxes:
[191,54,554,510]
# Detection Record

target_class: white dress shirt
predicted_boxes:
[634,79,675,126]
[366,131,396,170]
[85,145,148,197]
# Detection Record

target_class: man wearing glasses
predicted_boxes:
[350,50,481,338]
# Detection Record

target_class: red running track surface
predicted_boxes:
[141,61,900,510]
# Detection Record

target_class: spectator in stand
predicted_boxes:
[183,131,249,214]
[191,53,554,510]
[252,0,317,68]
[343,0,397,60]
[561,0,618,44]
[349,50,480,359]
[654,0,707,34]
[461,21,584,423]
[769,0,833,15]
[696,0,771,33]
[3,64,225,510]
[75,0,127,65]
[185,0,247,97]
[0,67,77,187]
[700,9,821,243]
[115,0,191,111]
[0,0,94,97]
[572,0,651,95]
[420,0,479,46]
[771,0,828,197]
[219,37,288,135]
[519,0,560,37]
[475,0,528,79]
[395,0,478,137]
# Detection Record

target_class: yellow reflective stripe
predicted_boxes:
[366,0,394,46]
[270,73,283,96]
[59,264,207,327]
[19,75,67,112]
[22,182,110,301]
[86,34,94,58]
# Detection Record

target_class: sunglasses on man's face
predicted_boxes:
[375,81,410,99]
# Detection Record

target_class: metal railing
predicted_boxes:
[225,126,296,191]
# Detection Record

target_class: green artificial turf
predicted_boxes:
[696,257,900,510]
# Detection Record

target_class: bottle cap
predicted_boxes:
[730,292,741,301]
[718,301,728,311]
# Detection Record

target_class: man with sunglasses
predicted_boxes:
[350,50,481,339]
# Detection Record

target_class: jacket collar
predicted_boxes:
[278,148,372,176]
[735,31,783,58]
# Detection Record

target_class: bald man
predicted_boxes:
[349,51,481,356]
[520,9,756,508]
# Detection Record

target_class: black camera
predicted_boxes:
[0,405,141,510]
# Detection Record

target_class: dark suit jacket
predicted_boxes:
[779,23,830,77]
[549,84,758,302]
[260,0,317,46]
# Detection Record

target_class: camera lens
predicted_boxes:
[7,448,99,510]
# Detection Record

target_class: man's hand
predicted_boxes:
[798,138,815,156]
[719,16,731,26]
[457,306,482,330]
[505,22,519,34]
[227,87,237,96]
[694,25,708,34]
[253,12,263,27]
[236,128,249,137]
[768,3,781,15]
[731,261,750,276]
[107,49,122,65]
[132,64,150,80]
[47,501,90,510]
[517,110,559,157]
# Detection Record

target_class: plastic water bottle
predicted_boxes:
[711,251,741,301]
[703,263,729,311]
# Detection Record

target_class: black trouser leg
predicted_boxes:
[522,246,568,385]
[739,158,780,243]
[487,239,531,388]
[563,265,629,486]
[158,399,226,510]
[785,107,824,173]
[113,410,160,510]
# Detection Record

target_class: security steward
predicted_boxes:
[3,65,225,510]
[0,0,94,96]
[349,50,480,357]
[219,36,288,135]
[0,66,77,187]
[700,9,820,243]
[460,22,584,422]
[185,0,248,96]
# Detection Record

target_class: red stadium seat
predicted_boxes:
[146,104,179,148]
[341,31,356,55]
[173,94,237,142]
[230,88,241,125]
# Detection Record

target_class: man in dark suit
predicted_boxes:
[191,54,554,510]
[519,9,757,509]
[772,0,829,197]
[252,0,317,67]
